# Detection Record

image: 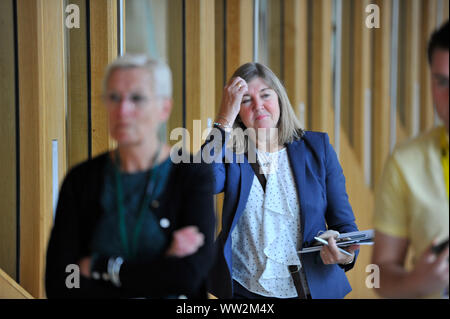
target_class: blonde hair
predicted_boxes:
[231,62,304,145]
[102,54,172,98]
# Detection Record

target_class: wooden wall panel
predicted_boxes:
[310,0,334,143]
[17,0,67,298]
[185,0,216,153]
[284,0,308,129]
[0,0,17,281]
[17,0,41,298]
[215,0,226,115]
[395,1,410,146]
[267,0,282,78]
[372,0,392,188]
[67,0,89,169]
[340,0,353,140]
[396,114,409,146]
[339,128,378,299]
[419,0,437,132]
[352,0,372,165]
[89,0,118,157]
[166,0,183,144]
[214,0,225,237]
[444,0,449,21]
[402,0,421,137]
[226,0,253,79]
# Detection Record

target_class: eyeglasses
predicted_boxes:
[104,92,150,108]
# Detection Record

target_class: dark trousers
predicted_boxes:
[232,280,302,299]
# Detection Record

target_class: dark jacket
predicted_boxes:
[45,152,216,298]
[204,128,359,299]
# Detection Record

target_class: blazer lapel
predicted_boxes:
[287,141,306,244]
[229,157,254,235]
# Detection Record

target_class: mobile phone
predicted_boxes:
[432,238,449,255]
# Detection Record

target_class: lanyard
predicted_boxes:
[114,145,161,259]
[441,128,449,199]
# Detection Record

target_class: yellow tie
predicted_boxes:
[441,128,449,199]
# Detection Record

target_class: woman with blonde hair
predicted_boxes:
[205,62,359,299]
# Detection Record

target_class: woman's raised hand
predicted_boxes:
[216,77,248,128]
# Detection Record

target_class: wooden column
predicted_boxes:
[215,0,226,115]
[340,0,352,140]
[403,0,421,137]
[185,0,216,154]
[392,0,409,146]
[89,0,119,157]
[67,0,122,168]
[352,0,373,166]
[419,0,437,132]
[17,0,67,298]
[0,0,17,281]
[267,0,282,77]
[284,0,308,129]
[67,0,89,170]
[226,0,253,78]
[372,0,392,188]
[310,0,334,143]
[444,0,449,21]
[166,0,183,143]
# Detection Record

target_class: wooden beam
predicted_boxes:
[166,0,183,144]
[310,0,334,143]
[67,0,89,169]
[396,113,409,146]
[214,0,226,238]
[226,0,253,79]
[402,0,421,137]
[215,0,226,115]
[0,0,17,281]
[372,0,392,188]
[284,0,308,129]
[17,0,67,298]
[352,0,372,165]
[419,0,437,132]
[444,0,449,21]
[267,0,282,78]
[185,0,216,153]
[340,0,353,140]
[89,0,118,157]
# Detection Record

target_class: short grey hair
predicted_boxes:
[103,54,172,98]
[231,62,304,145]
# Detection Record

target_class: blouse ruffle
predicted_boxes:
[231,148,301,298]
[258,159,302,294]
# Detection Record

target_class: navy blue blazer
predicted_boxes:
[204,128,359,299]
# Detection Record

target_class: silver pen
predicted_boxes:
[314,236,353,257]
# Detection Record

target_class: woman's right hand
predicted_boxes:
[166,226,205,258]
[216,77,248,127]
